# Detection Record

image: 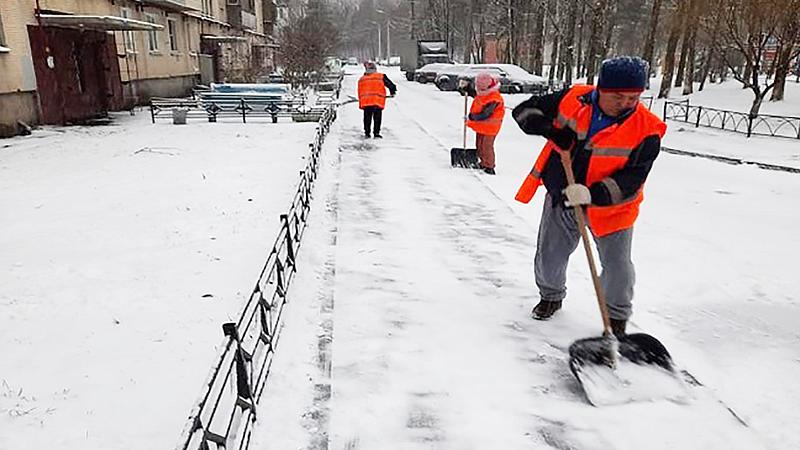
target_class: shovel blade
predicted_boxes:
[568,333,687,406]
[450,147,479,168]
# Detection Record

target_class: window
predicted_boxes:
[167,19,179,52]
[202,0,212,16]
[145,14,159,52]
[121,8,136,52]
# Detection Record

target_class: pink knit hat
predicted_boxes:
[475,72,500,95]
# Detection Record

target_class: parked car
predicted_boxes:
[414,63,454,83]
[388,56,401,66]
[457,64,549,94]
[346,57,358,65]
[434,64,471,91]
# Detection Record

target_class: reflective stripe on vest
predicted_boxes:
[467,90,505,136]
[514,84,667,237]
[358,73,386,109]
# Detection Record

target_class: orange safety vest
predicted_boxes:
[467,90,505,136]
[358,72,387,109]
[515,84,667,237]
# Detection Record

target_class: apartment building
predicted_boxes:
[0,0,281,137]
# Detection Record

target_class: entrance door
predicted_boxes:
[28,26,123,124]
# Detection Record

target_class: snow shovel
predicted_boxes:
[450,94,479,168]
[558,149,683,406]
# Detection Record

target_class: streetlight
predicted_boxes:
[375,8,390,62]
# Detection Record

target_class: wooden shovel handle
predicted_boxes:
[462,94,468,149]
[558,149,612,335]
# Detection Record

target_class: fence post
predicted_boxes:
[684,103,689,122]
[150,104,156,124]
[281,214,296,270]
[722,111,727,130]
[241,98,247,124]
[222,323,256,417]
[695,106,702,128]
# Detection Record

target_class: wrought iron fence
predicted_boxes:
[663,99,800,139]
[175,105,337,450]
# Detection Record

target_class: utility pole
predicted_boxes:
[387,18,391,58]
[377,25,382,61]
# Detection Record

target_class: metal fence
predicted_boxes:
[175,105,337,450]
[663,99,800,139]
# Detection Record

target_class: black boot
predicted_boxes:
[610,318,627,338]
[373,132,383,138]
[364,131,371,138]
[531,300,562,320]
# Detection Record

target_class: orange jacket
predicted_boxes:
[515,84,667,237]
[358,72,387,109]
[467,90,505,136]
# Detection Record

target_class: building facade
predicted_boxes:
[0,0,281,137]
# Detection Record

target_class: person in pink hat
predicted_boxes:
[459,72,505,174]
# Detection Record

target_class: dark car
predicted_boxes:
[457,64,550,94]
[434,64,471,91]
[414,63,454,83]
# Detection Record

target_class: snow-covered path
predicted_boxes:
[250,69,794,449]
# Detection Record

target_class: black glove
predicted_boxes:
[512,102,552,135]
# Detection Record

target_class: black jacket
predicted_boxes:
[382,74,397,96]
[512,88,661,207]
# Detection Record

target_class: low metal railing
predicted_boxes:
[175,105,337,450]
[663,99,800,139]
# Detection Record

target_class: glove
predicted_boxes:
[463,114,470,121]
[457,79,469,88]
[563,183,591,207]
[512,104,552,135]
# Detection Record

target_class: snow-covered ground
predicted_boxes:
[250,66,800,449]
[0,113,318,449]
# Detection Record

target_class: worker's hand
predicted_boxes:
[457,79,469,88]
[463,114,471,121]
[563,183,591,207]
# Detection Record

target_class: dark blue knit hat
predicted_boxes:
[597,56,647,92]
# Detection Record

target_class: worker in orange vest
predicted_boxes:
[511,56,666,337]
[358,61,397,138]
[459,72,505,174]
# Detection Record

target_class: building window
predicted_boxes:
[167,19,179,52]
[121,8,136,52]
[145,14,159,52]
[202,0,212,16]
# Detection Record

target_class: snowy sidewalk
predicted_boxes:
[251,74,768,449]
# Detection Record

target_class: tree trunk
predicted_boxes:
[674,23,691,86]
[770,44,794,101]
[681,0,698,95]
[585,0,610,84]
[576,0,587,77]
[562,0,578,85]
[642,0,664,78]
[530,2,546,75]
[682,26,697,94]
[658,2,683,98]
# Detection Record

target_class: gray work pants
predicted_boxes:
[534,194,635,320]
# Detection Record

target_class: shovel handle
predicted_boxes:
[558,150,613,336]
[462,94,468,149]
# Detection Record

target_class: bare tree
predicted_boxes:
[641,0,664,80]
[585,0,613,84]
[281,0,339,87]
[715,0,787,115]
[658,0,684,98]
[769,0,800,100]
[681,0,699,94]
